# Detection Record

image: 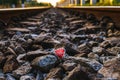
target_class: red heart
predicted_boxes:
[54,48,65,59]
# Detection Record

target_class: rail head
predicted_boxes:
[58,6,120,28]
[58,6,120,12]
[0,7,51,24]
[0,7,51,12]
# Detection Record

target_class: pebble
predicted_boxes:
[13,62,32,78]
[31,55,59,72]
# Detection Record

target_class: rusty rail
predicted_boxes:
[58,6,120,28]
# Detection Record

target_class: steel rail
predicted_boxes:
[58,6,120,28]
[0,7,51,23]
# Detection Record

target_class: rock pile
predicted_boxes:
[0,8,120,80]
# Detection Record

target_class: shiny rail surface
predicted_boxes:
[0,7,50,11]
[58,6,120,28]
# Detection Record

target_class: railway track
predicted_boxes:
[59,6,120,28]
[0,7,120,80]
[0,7,50,24]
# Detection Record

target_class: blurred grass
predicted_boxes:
[0,1,51,8]
[75,0,120,6]
[76,2,120,6]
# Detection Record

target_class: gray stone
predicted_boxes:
[113,31,120,37]
[3,55,19,73]
[89,41,98,47]
[62,60,77,71]
[17,49,49,63]
[100,40,111,49]
[99,56,115,63]
[78,43,91,54]
[31,55,59,72]
[107,30,114,37]
[36,71,44,80]
[45,67,63,80]
[20,74,35,80]
[6,73,16,80]
[88,52,99,61]
[99,57,120,80]
[0,73,5,80]
[17,54,26,64]
[109,38,120,46]
[0,54,6,68]
[65,57,102,72]
[31,44,43,50]
[92,47,106,55]
[63,65,90,80]
[107,47,120,56]
[13,62,32,78]
[15,46,26,54]
[26,49,49,61]
[86,60,103,71]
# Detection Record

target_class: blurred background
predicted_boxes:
[0,0,52,8]
[0,0,120,8]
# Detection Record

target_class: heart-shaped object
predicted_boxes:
[54,48,65,59]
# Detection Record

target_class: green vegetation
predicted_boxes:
[26,1,51,7]
[96,0,120,6]
[0,0,51,8]
[113,0,120,5]
[76,0,120,6]
[0,0,19,8]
